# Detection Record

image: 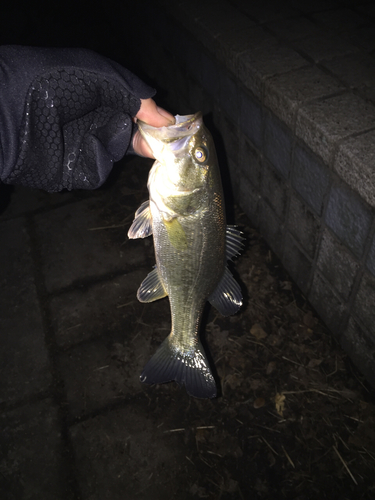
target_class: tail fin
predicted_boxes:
[140,336,217,398]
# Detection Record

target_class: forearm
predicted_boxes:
[0,46,155,192]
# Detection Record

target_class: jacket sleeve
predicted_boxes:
[0,45,155,192]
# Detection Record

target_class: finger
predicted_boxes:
[132,130,154,158]
[136,98,175,127]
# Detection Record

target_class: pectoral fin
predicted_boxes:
[226,226,245,261]
[209,267,243,316]
[137,268,167,303]
[128,200,153,239]
[164,217,188,251]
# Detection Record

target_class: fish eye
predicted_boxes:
[194,146,208,164]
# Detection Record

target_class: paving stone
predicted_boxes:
[162,0,205,41]
[240,91,263,152]
[58,298,170,419]
[316,228,359,301]
[219,73,239,124]
[0,185,75,221]
[180,1,253,57]
[69,402,188,500]
[230,0,298,23]
[341,316,375,387]
[312,7,367,34]
[188,78,214,117]
[162,56,190,113]
[34,199,149,293]
[264,65,346,130]
[334,130,375,209]
[0,218,52,404]
[258,199,284,258]
[265,17,319,41]
[325,183,372,259]
[308,272,346,334]
[292,143,330,216]
[195,0,253,40]
[49,270,149,349]
[238,42,307,100]
[237,175,260,228]
[296,92,375,164]
[288,0,351,14]
[358,84,375,106]
[295,30,359,63]
[353,271,375,339]
[283,233,312,294]
[356,3,375,17]
[321,53,375,89]
[214,107,240,165]
[261,160,289,219]
[229,155,261,226]
[239,135,263,190]
[201,52,221,103]
[165,22,203,80]
[287,194,321,259]
[344,24,375,52]
[216,21,262,74]
[217,26,275,73]
[0,399,74,500]
[264,112,293,179]
[367,234,375,278]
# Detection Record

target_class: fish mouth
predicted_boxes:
[138,112,202,143]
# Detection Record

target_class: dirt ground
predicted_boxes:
[83,156,375,500]
[1,154,375,500]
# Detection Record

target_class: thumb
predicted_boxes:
[136,98,175,127]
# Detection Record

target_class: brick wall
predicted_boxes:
[118,0,375,386]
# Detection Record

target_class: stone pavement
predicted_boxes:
[0,155,178,499]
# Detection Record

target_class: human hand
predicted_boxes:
[132,98,175,158]
[0,45,173,192]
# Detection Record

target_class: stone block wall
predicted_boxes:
[118,0,375,386]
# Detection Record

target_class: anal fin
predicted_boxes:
[208,267,242,316]
[137,268,167,303]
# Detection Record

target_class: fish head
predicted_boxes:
[138,112,218,216]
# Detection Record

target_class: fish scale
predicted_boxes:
[128,112,244,398]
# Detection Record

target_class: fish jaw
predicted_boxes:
[139,112,210,200]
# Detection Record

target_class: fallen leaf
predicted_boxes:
[250,323,267,340]
[303,311,316,328]
[307,358,323,369]
[275,393,286,416]
[254,397,265,409]
[266,361,276,375]
[224,373,242,390]
[250,379,263,390]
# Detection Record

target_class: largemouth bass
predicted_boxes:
[128,112,243,398]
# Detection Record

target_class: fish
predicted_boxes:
[128,112,244,398]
